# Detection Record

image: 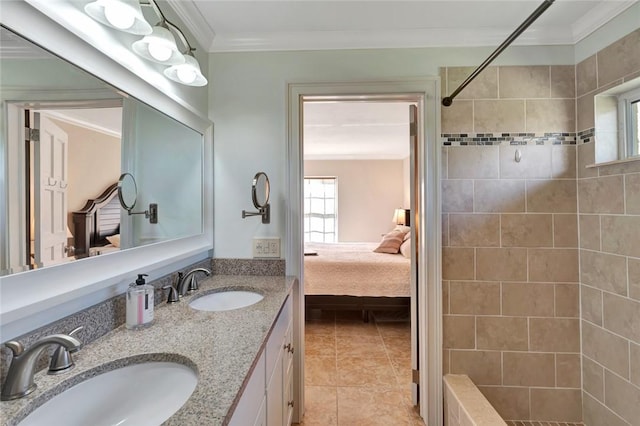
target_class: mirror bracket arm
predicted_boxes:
[242,204,270,224]
[128,203,159,224]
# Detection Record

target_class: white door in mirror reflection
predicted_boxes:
[34,113,69,267]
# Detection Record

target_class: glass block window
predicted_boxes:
[304,177,337,243]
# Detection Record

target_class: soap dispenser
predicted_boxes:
[126,273,154,330]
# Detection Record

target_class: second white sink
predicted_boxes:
[189,291,264,311]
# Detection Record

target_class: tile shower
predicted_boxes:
[440,27,640,426]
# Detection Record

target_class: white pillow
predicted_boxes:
[106,234,120,248]
[400,238,411,258]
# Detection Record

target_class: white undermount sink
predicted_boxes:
[18,362,197,426]
[189,290,264,312]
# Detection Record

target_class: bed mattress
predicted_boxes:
[304,242,411,298]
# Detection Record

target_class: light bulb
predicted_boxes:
[104,2,135,30]
[148,43,172,62]
[177,66,197,84]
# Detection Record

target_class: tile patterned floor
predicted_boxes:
[506,422,584,426]
[296,310,424,426]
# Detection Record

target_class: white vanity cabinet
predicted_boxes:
[229,293,294,426]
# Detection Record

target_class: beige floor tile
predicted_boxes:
[306,334,337,357]
[302,386,338,426]
[337,387,413,425]
[306,321,336,336]
[391,357,413,386]
[336,356,397,386]
[306,356,337,386]
[334,320,380,337]
[376,321,411,338]
[336,334,388,358]
[382,335,412,359]
[335,310,366,322]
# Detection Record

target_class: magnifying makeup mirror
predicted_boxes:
[117,173,158,223]
[242,172,270,224]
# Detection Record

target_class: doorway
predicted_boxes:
[5,100,122,273]
[286,80,442,426]
[302,98,417,423]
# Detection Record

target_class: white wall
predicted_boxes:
[304,160,405,242]
[209,45,574,258]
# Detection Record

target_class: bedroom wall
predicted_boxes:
[52,118,121,236]
[575,29,640,426]
[304,159,405,242]
[441,64,581,422]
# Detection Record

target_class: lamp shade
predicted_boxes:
[164,54,208,86]
[132,25,185,65]
[84,0,152,35]
[392,208,410,226]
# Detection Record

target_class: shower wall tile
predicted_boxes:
[578,175,625,214]
[474,180,525,213]
[442,247,474,280]
[602,293,640,344]
[582,393,629,426]
[476,248,527,281]
[576,55,597,97]
[526,99,575,133]
[625,173,640,214]
[553,214,578,248]
[476,316,528,351]
[601,215,640,257]
[551,145,576,179]
[442,180,474,212]
[577,142,598,178]
[443,315,476,349]
[499,66,550,99]
[449,350,502,386]
[530,388,583,423]
[449,281,501,315]
[478,386,531,421]
[448,146,500,179]
[555,283,579,318]
[556,353,581,388]
[526,180,577,213]
[528,248,578,283]
[503,352,555,386]
[582,321,630,379]
[529,318,580,352]
[501,214,553,248]
[442,100,473,134]
[596,28,640,87]
[500,145,552,179]
[579,215,600,250]
[603,369,640,424]
[576,93,595,131]
[447,66,498,100]
[502,282,555,317]
[582,356,605,402]
[474,100,525,133]
[631,343,640,388]
[580,250,628,295]
[550,65,576,99]
[449,214,500,247]
[630,258,640,301]
[581,284,603,326]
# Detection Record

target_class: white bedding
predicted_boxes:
[304,242,411,298]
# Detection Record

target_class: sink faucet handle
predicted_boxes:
[163,284,180,303]
[48,326,84,375]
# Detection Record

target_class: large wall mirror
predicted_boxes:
[1,26,203,276]
[0,3,213,341]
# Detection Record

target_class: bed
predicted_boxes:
[71,183,121,258]
[304,241,412,320]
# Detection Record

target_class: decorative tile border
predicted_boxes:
[442,132,577,146]
[578,128,595,144]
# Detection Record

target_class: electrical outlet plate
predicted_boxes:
[253,238,280,258]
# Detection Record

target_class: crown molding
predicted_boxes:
[571,0,637,43]
[209,27,575,52]
[165,0,216,52]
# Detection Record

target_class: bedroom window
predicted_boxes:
[304,177,337,243]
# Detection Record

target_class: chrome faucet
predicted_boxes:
[176,268,211,296]
[1,334,82,401]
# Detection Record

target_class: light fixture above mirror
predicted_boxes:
[84,0,207,87]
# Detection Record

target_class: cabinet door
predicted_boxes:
[266,344,284,426]
[229,351,266,426]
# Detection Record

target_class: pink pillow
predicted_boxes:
[373,230,406,254]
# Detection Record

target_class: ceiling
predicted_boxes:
[168,0,637,53]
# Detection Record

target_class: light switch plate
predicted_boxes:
[253,238,280,258]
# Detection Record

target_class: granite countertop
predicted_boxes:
[0,275,297,426]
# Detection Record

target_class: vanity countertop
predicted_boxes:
[0,274,297,426]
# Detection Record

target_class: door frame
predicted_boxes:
[286,79,442,425]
